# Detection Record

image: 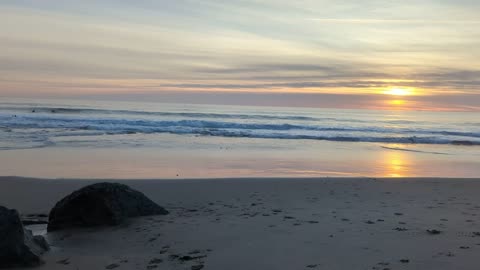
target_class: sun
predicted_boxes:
[383,87,413,96]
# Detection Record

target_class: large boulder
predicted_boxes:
[0,206,49,268]
[48,182,168,231]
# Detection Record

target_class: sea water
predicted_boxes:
[1,98,479,178]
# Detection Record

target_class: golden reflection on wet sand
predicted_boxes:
[382,149,410,177]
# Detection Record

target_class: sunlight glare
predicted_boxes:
[383,87,413,96]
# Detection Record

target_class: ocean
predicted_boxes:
[1,98,479,178]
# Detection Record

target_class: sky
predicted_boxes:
[1,0,480,111]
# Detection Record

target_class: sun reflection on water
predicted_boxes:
[383,149,410,177]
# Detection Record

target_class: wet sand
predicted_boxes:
[1,177,480,270]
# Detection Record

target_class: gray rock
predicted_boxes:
[33,235,50,251]
[0,206,49,268]
[48,183,168,231]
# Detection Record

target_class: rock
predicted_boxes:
[0,206,49,268]
[33,235,49,251]
[48,183,168,231]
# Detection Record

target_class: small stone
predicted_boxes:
[168,254,179,260]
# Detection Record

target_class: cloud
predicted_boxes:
[194,64,340,74]
[306,19,480,24]
[0,1,480,107]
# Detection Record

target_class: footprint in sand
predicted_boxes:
[105,263,120,269]
[426,229,442,235]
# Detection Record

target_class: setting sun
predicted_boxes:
[383,88,413,96]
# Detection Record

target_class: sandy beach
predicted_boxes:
[1,177,480,270]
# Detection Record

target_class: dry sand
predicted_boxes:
[1,176,480,270]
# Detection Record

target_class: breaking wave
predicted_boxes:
[1,112,479,146]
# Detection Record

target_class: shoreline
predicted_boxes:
[2,139,480,179]
[2,176,480,269]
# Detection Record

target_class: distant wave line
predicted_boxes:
[2,114,479,139]
[0,106,421,124]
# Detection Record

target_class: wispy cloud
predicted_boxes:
[306,19,480,24]
[0,1,480,110]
